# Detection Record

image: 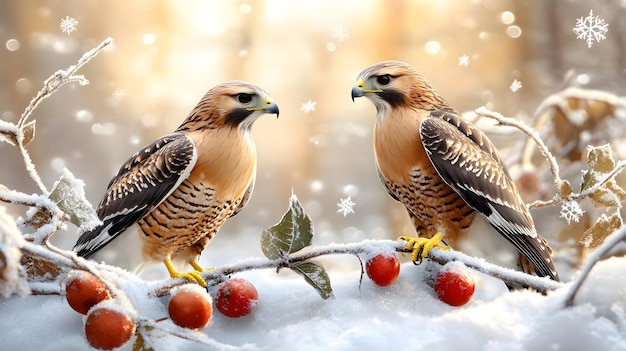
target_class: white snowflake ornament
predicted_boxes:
[573,9,608,48]
[458,55,469,67]
[300,100,317,113]
[337,196,356,217]
[510,79,522,93]
[560,201,584,224]
[60,16,78,35]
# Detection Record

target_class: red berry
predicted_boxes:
[65,271,110,315]
[366,253,400,286]
[215,278,258,318]
[85,305,136,350]
[434,263,475,306]
[168,285,213,329]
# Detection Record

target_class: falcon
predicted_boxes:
[351,61,559,289]
[74,81,279,287]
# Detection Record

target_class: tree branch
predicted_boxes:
[150,240,564,297]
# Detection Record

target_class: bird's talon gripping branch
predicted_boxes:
[398,233,449,264]
[165,259,208,288]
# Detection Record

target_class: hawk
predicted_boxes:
[74,81,279,287]
[351,61,559,289]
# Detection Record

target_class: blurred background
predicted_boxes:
[1,0,625,276]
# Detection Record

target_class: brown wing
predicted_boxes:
[74,132,197,258]
[420,111,559,281]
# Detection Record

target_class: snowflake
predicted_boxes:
[573,9,608,48]
[112,88,127,101]
[331,25,349,42]
[458,55,469,67]
[337,196,356,217]
[510,79,522,92]
[300,100,317,113]
[60,16,78,35]
[560,201,584,224]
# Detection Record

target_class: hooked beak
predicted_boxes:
[351,78,382,102]
[248,96,279,118]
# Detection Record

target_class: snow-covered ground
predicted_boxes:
[1,253,625,351]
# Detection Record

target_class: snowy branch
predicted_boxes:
[564,225,626,307]
[13,37,112,195]
[151,239,564,297]
[475,106,565,203]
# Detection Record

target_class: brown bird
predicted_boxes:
[351,61,559,289]
[74,81,279,287]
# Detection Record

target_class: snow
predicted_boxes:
[1,255,625,350]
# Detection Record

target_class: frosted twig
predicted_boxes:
[15,37,112,195]
[476,106,564,195]
[564,225,626,307]
[151,239,564,297]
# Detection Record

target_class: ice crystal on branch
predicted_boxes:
[300,100,317,113]
[573,9,608,48]
[60,16,78,35]
[458,55,469,67]
[337,196,356,217]
[510,79,522,93]
[560,201,584,224]
[331,25,349,42]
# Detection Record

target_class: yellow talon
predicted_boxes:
[398,233,449,264]
[164,259,208,288]
[190,260,215,272]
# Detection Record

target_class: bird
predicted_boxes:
[74,81,279,287]
[351,60,559,290]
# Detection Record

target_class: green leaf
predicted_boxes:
[581,144,616,191]
[291,261,334,300]
[49,168,100,229]
[260,192,313,259]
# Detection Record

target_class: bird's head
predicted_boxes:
[351,60,451,114]
[178,80,279,132]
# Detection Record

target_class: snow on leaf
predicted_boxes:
[60,16,78,35]
[337,196,356,217]
[509,79,522,92]
[49,168,101,230]
[581,212,622,248]
[291,261,334,300]
[573,9,609,48]
[559,201,584,224]
[458,55,469,67]
[260,193,313,259]
[581,144,626,208]
[300,100,317,113]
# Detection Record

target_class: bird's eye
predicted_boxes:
[376,75,392,86]
[237,93,254,104]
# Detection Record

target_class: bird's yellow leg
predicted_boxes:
[164,259,207,288]
[398,233,450,264]
[189,260,215,272]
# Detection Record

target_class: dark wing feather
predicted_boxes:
[420,111,559,280]
[74,132,197,257]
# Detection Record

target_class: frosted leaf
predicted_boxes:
[0,206,29,297]
[573,9,609,48]
[337,196,356,217]
[560,201,584,224]
[49,168,101,231]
